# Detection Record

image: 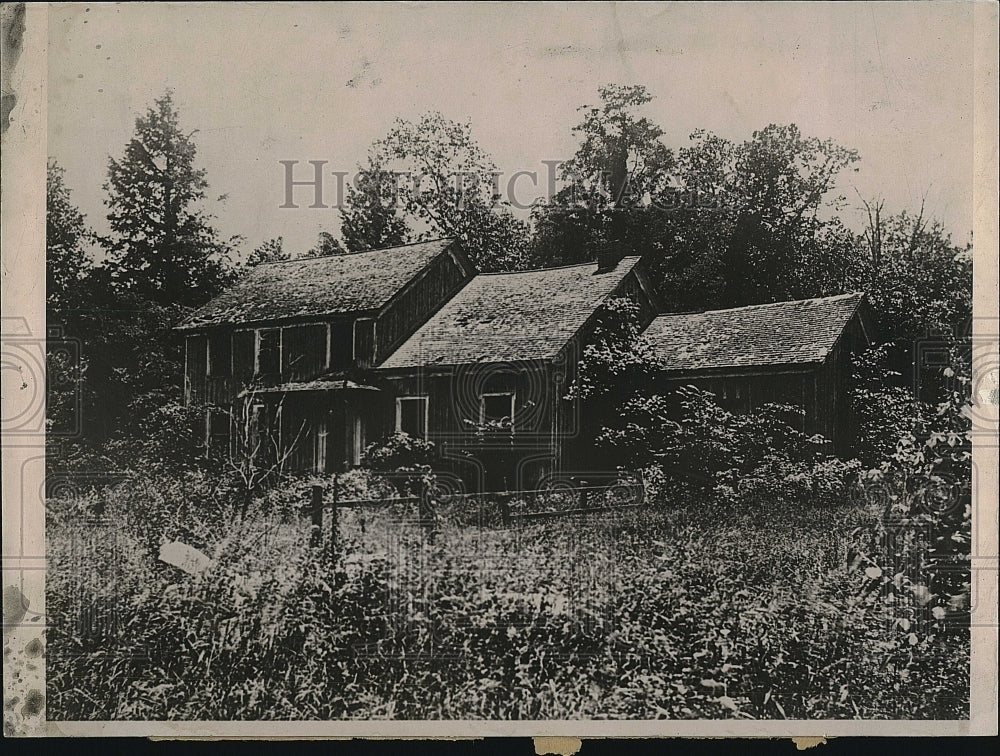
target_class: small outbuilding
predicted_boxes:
[641,293,875,455]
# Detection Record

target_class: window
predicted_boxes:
[207,332,232,376]
[328,322,352,370]
[350,413,364,467]
[480,392,515,431]
[206,408,230,455]
[314,417,328,474]
[396,396,428,439]
[256,328,281,377]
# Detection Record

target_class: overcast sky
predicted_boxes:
[47,1,976,258]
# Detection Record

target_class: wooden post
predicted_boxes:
[418,477,435,535]
[310,485,323,548]
[329,472,339,568]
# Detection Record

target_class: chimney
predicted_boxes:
[596,240,625,273]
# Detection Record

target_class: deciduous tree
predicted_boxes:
[367,113,529,271]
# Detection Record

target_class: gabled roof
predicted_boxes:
[642,292,867,372]
[378,257,643,369]
[177,238,457,330]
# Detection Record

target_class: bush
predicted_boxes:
[620,386,861,510]
[102,400,211,476]
[363,432,437,472]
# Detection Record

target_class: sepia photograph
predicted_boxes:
[2,0,997,739]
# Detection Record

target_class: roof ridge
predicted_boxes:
[476,255,642,277]
[654,291,864,318]
[256,237,454,266]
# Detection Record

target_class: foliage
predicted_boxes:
[851,199,972,345]
[340,163,411,253]
[306,231,347,257]
[567,296,656,402]
[46,478,967,720]
[602,385,862,510]
[369,112,530,272]
[46,159,93,311]
[103,400,209,477]
[529,86,863,311]
[103,90,238,306]
[362,432,437,473]
[647,124,861,310]
[245,236,289,267]
[530,84,675,267]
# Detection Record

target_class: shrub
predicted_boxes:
[363,432,437,472]
[621,385,861,510]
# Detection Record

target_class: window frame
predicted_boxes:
[395,395,429,440]
[254,327,282,378]
[479,391,516,432]
[206,331,233,377]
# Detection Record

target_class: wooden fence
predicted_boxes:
[304,479,646,558]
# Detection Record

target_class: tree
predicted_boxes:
[560,84,675,210]
[303,230,346,257]
[246,236,289,267]
[103,91,237,306]
[648,124,861,310]
[340,164,410,253]
[852,199,972,343]
[368,112,529,271]
[564,296,665,470]
[530,84,676,267]
[849,199,972,401]
[46,159,93,311]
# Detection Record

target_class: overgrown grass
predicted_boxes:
[45,480,968,720]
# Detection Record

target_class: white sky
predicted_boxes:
[47,1,977,258]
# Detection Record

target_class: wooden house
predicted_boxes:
[640,293,875,455]
[177,234,871,488]
[176,239,474,473]
[376,251,660,491]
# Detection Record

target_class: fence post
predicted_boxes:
[499,495,511,527]
[310,485,323,548]
[329,473,339,568]
[418,476,436,537]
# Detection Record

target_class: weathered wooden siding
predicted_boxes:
[354,319,377,369]
[375,250,470,364]
[273,390,394,473]
[659,354,858,454]
[382,362,563,491]
[233,329,255,390]
[281,323,326,382]
[185,334,207,404]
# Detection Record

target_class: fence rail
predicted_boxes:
[302,479,646,555]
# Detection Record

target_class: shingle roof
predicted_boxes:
[379,257,643,369]
[177,238,456,330]
[642,293,866,372]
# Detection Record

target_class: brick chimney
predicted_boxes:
[596,241,625,273]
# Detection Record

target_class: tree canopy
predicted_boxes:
[46,159,93,311]
[362,112,530,272]
[103,91,237,307]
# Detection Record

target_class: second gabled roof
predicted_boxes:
[379,257,643,369]
[177,238,456,330]
[642,292,867,372]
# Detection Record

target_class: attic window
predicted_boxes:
[256,328,281,378]
[207,332,232,376]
